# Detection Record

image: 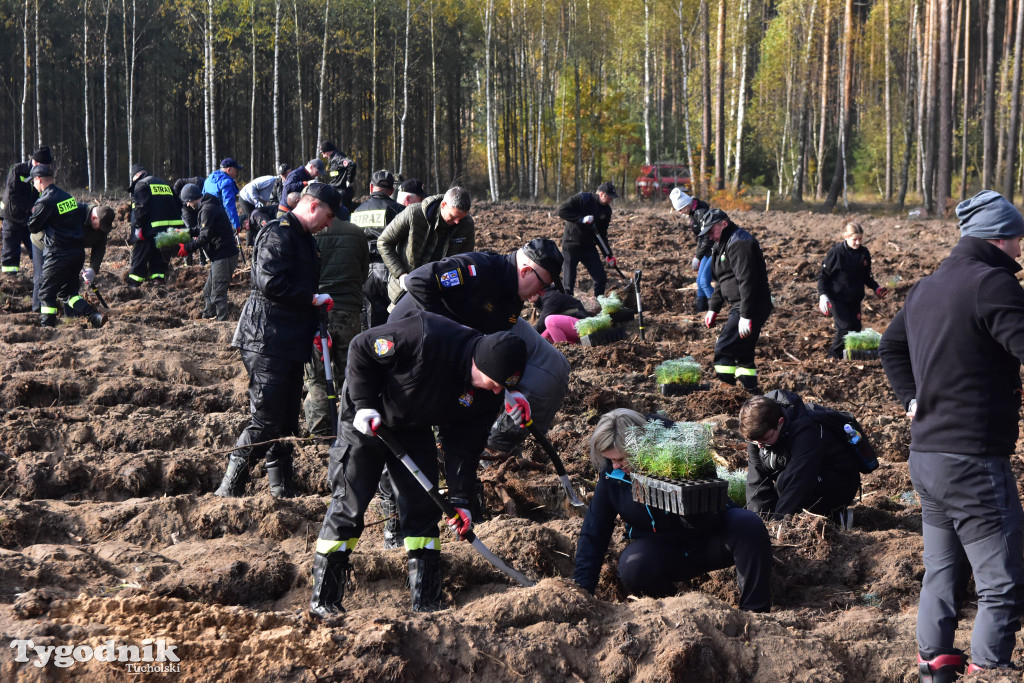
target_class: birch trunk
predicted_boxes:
[816,0,831,199]
[898,3,918,209]
[484,0,499,199]
[34,0,41,148]
[700,0,711,197]
[83,0,92,190]
[121,0,136,171]
[399,0,411,176]
[733,0,750,193]
[102,0,110,188]
[1005,0,1024,199]
[315,0,329,151]
[983,0,997,187]
[21,0,29,160]
[884,0,893,200]
[959,0,969,200]
[250,0,256,172]
[714,0,726,190]
[295,0,307,157]
[273,0,281,167]
[430,0,439,191]
[643,0,652,166]
[936,0,952,213]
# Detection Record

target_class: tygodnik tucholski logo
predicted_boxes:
[10,638,181,672]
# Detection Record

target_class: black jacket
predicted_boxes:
[324,152,357,191]
[27,185,84,250]
[709,223,773,319]
[80,203,109,273]
[745,391,860,516]
[184,194,239,261]
[689,199,713,259]
[533,290,588,333]
[283,167,315,196]
[129,174,183,242]
[182,204,199,235]
[880,237,1024,458]
[558,192,613,256]
[818,241,880,304]
[351,191,403,260]
[2,161,38,224]
[231,211,321,362]
[573,464,726,593]
[402,251,522,333]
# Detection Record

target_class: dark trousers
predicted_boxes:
[31,242,44,312]
[910,450,1024,667]
[230,350,305,467]
[561,243,607,296]
[39,247,97,318]
[828,298,862,359]
[617,506,772,612]
[713,307,770,390]
[361,262,391,329]
[1,219,32,271]
[202,254,237,320]
[129,238,168,283]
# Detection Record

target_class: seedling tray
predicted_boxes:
[843,349,879,361]
[581,326,626,347]
[658,383,706,397]
[631,474,728,516]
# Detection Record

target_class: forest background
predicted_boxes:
[0,0,1021,215]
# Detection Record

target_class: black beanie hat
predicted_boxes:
[32,146,52,164]
[473,331,527,389]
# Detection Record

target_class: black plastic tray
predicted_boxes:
[580,326,627,347]
[658,382,706,396]
[843,349,879,361]
[631,474,728,516]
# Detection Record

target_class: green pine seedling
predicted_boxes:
[716,466,747,506]
[655,357,702,386]
[597,292,622,315]
[624,420,715,481]
[845,328,882,352]
[575,314,613,337]
[154,228,191,249]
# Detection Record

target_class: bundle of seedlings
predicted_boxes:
[843,328,882,360]
[716,466,747,506]
[154,228,191,249]
[655,356,703,395]
[576,313,624,347]
[597,292,622,315]
[625,420,727,515]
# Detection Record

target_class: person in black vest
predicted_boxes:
[177,184,240,321]
[574,408,771,612]
[701,209,773,393]
[26,165,106,329]
[127,164,184,286]
[557,181,618,296]
[214,183,340,499]
[739,391,861,524]
[350,169,402,328]
[1,146,50,276]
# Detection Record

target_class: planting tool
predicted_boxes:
[318,306,339,436]
[633,269,645,340]
[376,426,535,588]
[89,283,109,310]
[525,422,587,509]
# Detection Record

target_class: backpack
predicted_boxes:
[766,390,879,474]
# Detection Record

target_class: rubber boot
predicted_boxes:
[738,374,760,394]
[40,313,57,328]
[309,551,350,620]
[89,312,108,329]
[408,550,443,612]
[918,652,965,683]
[265,455,296,499]
[694,295,709,313]
[213,453,250,497]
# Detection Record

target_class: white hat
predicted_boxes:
[670,187,692,212]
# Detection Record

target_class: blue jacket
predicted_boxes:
[203,170,241,230]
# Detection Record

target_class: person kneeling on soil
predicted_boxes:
[740,390,861,525]
[573,409,771,612]
[533,285,590,344]
[309,311,529,617]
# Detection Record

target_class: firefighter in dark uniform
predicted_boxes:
[309,311,528,617]
[557,181,619,296]
[389,238,565,333]
[701,209,773,393]
[350,169,402,328]
[214,183,341,499]
[127,164,184,285]
[26,165,106,329]
[1,146,50,275]
[319,141,358,212]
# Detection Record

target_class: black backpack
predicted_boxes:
[766,390,879,474]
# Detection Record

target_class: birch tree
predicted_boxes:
[399,0,411,176]
[315,0,330,150]
[102,0,110,188]
[295,0,307,156]
[484,0,499,200]
[272,0,281,166]
[1005,0,1024,200]
[83,0,92,190]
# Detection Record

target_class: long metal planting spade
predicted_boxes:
[525,422,588,509]
[375,426,535,588]
[633,269,645,341]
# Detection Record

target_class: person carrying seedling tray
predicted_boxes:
[817,221,887,359]
[572,408,771,611]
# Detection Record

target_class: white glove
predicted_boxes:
[581,215,595,225]
[907,399,918,420]
[691,257,700,271]
[353,408,381,436]
[312,293,334,310]
[739,317,753,338]
[399,273,408,291]
[81,268,95,284]
[818,295,831,316]
[704,310,717,328]
[504,390,532,427]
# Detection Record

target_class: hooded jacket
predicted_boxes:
[708,222,773,320]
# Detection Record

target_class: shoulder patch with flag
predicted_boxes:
[439,268,463,288]
[457,390,474,407]
[373,336,395,357]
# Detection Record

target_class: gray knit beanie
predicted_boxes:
[957,190,1024,240]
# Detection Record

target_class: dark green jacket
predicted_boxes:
[315,218,370,312]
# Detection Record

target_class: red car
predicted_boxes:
[635,162,692,199]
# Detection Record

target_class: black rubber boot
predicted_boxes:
[40,314,57,327]
[408,550,443,612]
[738,374,760,394]
[309,551,350,620]
[213,453,250,497]
[918,652,965,683]
[694,295,709,313]
[89,312,108,329]
[265,455,296,499]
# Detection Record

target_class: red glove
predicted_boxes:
[312,293,334,311]
[446,507,472,540]
[177,243,189,258]
[704,310,717,328]
[504,390,532,427]
[875,286,888,299]
[313,331,333,358]
[135,228,144,241]
[606,256,617,267]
